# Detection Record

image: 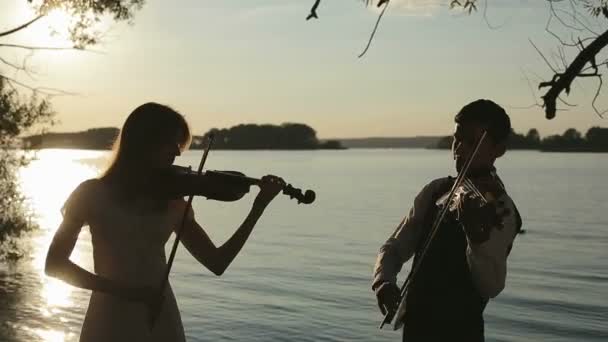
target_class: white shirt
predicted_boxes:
[372,177,521,299]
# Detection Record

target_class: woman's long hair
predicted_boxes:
[101,102,192,193]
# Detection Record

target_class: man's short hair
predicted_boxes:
[455,99,511,144]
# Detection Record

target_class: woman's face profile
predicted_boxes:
[153,140,181,169]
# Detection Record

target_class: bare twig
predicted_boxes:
[0,50,39,82]
[0,15,45,38]
[0,75,76,97]
[582,59,608,72]
[307,0,321,20]
[552,6,600,36]
[548,1,585,32]
[557,95,577,107]
[0,56,23,72]
[358,0,390,58]
[481,0,507,30]
[591,74,607,117]
[508,103,543,110]
[517,67,544,109]
[0,43,78,51]
[557,45,568,69]
[306,0,391,57]
[546,14,579,47]
[529,38,559,74]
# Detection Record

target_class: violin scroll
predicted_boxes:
[283,184,316,204]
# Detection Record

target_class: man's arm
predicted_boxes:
[372,180,441,290]
[465,194,519,299]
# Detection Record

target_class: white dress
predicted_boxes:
[62,179,187,342]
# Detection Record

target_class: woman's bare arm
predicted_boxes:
[45,181,154,302]
[45,217,153,301]
[178,175,284,276]
[178,205,265,276]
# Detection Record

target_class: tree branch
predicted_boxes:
[0,15,44,38]
[540,28,608,119]
[529,38,559,74]
[358,0,390,58]
[0,56,23,72]
[591,74,607,117]
[307,0,321,20]
[0,43,78,51]
[481,0,507,30]
[510,67,543,110]
[0,50,38,82]
[0,75,76,97]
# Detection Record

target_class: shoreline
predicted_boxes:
[17,146,608,153]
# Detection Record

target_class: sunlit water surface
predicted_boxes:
[1,149,607,341]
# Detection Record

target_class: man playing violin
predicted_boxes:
[372,99,523,341]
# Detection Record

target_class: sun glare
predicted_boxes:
[13,6,76,47]
[31,8,76,47]
[44,9,73,39]
[34,328,66,342]
[19,149,103,231]
[18,149,108,313]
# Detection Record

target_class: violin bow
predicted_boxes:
[379,130,488,330]
[148,133,216,329]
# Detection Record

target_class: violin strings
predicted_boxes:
[463,178,488,205]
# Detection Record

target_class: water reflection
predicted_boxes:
[19,149,106,231]
[32,329,67,342]
[2,149,108,342]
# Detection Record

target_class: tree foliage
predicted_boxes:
[196,123,342,150]
[0,77,53,260]
[25,0,145,48]
[1,0,145,87]
[436,126,608,152]
[0,0,144,260]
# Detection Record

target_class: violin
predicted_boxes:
[149,133,315,329]
[437,173,506,214]
[153,165,316,204]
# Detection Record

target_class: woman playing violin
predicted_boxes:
[44,102,285,341]
[372,99,522,341]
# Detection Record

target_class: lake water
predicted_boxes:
[1,149,607,341]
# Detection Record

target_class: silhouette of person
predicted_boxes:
[372,99,523,341]
[45,102,285,341]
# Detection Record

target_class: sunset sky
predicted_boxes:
[2,0,606,139]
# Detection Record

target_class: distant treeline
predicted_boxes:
[435,127,608,152]
[22,127,119,150]
[22,124,344,150]
[22,125,606,152]
[336,136,441,149]
[190,123,343,150]
[192,123,343,150]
